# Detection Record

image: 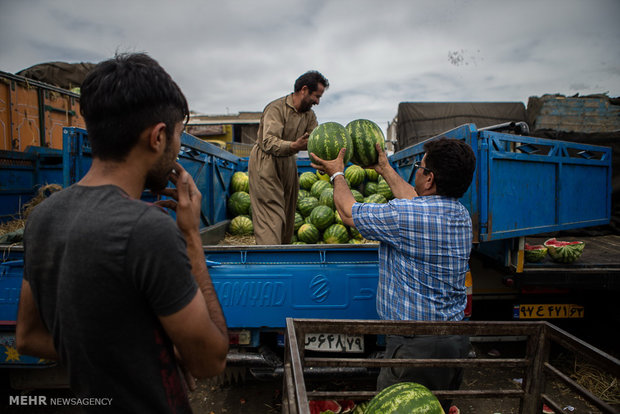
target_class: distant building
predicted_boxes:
[186,111,261,157]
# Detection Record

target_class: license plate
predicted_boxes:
[304,333,364,353]
[514,304,585,319]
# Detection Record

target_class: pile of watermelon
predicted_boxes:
[524,239,585,263]
[226,118,391,242]
[227,171,253,236]
[295,165,393,244]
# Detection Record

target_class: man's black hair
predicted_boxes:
[423,137,476,198]
[80,53,189,161]
[294,70,329,93]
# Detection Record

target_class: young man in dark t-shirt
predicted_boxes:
[16,53,229,412]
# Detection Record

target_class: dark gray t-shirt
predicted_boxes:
[24,185,198,413]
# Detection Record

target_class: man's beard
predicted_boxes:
[299,99,313,113]
[145,148,175,192]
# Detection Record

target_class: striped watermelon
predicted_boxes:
[299,171,319,190]
[323,223,350,244]
[351,189,365,203]
[298,189,310,200]
[304,215,313,224]
[308,122,353,164]
[229,215,253,236]
[376,179,394,200]
[297,223,320,244]
[364,182,378,197]
[346,119,386,167]
[309,205,334,231]
[349,225,363,240]
[345,165,366,187]
[365,382,443,414]
[365,168,379,182]
[334,210,343,224]
[294,212,304,232]
[364,193,387,204]
[228,191,251,216]
[311,179,332,199]
[319,188,335,209]
[230,171,249,193]
[298,196,319,217]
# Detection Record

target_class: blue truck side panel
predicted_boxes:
[390,124,612,241]
[0,147,63,222]
[204,245,380,328]
[61,127,243,227]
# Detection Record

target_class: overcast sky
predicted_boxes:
[1,0,619,133]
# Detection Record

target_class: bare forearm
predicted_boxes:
[16,280,58,360]
[332,175,356,227]
[186,233,228,336]
[379,164,417,199]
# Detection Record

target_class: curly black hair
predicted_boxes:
[80,53,189,161]
[294,70,329,93]
[423,137,476,198]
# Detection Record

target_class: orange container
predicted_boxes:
[0,71,85,151]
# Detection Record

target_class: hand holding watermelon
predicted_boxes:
[310,148,347,179]
[367,143,390,176]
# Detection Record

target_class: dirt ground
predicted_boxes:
[2,342,617,413]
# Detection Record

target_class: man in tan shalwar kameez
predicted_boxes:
[248,71,329,244]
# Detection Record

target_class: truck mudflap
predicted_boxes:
[204,244,380,329]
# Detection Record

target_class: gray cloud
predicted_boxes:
[1,0,618,133]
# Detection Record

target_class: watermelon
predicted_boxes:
[293,241,307,245]
[309,400,341,414]
[524,243,548,263]
[300,171,319,190]
[299,196,319,217]
[311,180,332,198]
[364,181,378,196]
[229,215,253,236]
[349,225,363,240]
[334,210,343,225]
[364,193,387,204]
[230,171,249,193]
[365,382,443,414]
[365,168,379,182]
[316,170,330,182]
[294,212,304,232]
[299,189,311,200]
[351,189,364,203]
[305,215,313,224]
[309,205,335,231]
[228,191,251,216]
[376,179,393,200]
[319,188,335,210]
[323,223,350,244]
[345,165,366,187]
[346,119,386,167]
[298,223,320,244]
[348,238,363,244]
[308,122,353,164]
[544,238,585,263]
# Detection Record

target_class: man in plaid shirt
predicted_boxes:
[311,137,476,411]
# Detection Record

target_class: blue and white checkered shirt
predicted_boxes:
[352,195,472,321]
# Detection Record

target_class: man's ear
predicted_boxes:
[147,122,167,153]
[423,171,435,191]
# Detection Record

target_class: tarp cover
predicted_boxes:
[396,102,527,150]
[16,62,95,90]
